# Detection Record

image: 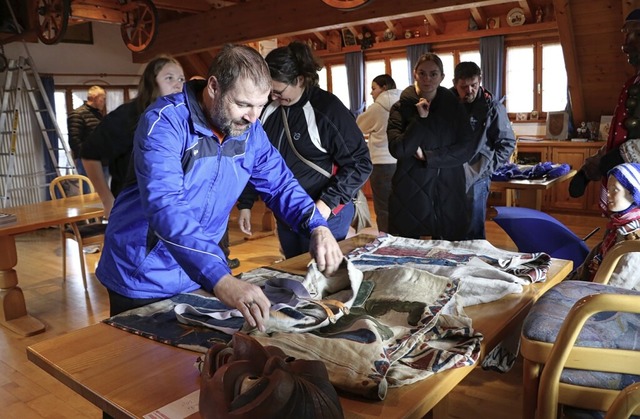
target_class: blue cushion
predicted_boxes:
[523,280,640,392]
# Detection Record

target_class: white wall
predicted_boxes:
[4,22,144,86]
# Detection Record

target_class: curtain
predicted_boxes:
[40,75,57,200]
[406,44,431,83]
[480,36,504,100]
[345,51,364,117]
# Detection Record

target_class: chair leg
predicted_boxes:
[76,239,88,290]
[523,358,541,419]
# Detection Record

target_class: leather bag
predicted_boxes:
[199,332,344,419]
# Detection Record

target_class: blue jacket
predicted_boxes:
[96,80,327,299]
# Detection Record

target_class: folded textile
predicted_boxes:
[492,162,571,181]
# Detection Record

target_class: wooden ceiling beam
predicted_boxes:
[152,0,212,13]
[517,1,533,21]
[553,0,584,123]
[133,0,517,61]
[470,7,487,28]
[424,13,446,35]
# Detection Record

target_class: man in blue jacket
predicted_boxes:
[450,62,516,239]
[96,45,342,332]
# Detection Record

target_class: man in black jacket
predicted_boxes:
[67,85,106,182]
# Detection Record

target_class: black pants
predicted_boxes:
[107,289,165,316]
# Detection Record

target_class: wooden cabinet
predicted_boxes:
[515,140,604,213]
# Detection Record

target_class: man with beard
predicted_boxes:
[96,45,343,333]
[450,62,515,239]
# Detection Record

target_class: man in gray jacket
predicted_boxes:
[451,62,516,239]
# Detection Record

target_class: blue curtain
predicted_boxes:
[39,75,57,199]
[406,44,431,83]
[480,36,504,100]
[345,51,364,117]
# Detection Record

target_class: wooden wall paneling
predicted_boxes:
[554,0,585,123]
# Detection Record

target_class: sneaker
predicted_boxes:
[227,258,240,269]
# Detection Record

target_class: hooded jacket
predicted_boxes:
[356,88,401,165]
[449,86,515,190]
[387,85,476,240]
[97,81,327,299]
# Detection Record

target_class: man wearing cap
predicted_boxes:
[570,10,640,211]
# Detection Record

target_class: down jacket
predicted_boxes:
[387,85,476,240]
[97,81,327,299]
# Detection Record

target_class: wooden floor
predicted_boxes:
[0,200,608,418]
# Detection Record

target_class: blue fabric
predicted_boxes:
[480,36,504,100]
[278,201,355,259]
[405,44,431,82]
[523,281,640,393]
[345,51,364,117]
[97,81,328,299]
[492,162,570,181]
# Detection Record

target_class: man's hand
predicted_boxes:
[213,274,270,332]
[416,98,430,118]
[238,209,252,235]
[309,226,343,276]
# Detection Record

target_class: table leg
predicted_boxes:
[535,190,543,211]
[0,235,45,336]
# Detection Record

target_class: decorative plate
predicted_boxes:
[507,7,526,26]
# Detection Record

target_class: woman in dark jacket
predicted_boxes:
[237,41,372,258]
[387,53,476,240]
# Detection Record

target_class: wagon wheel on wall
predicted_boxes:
[120,0,158,52]
[36,0,70,45]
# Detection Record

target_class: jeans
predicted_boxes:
[107,289,165,316]
[277,201,355,259]
[466,176,490,239]
[369,164,396,233]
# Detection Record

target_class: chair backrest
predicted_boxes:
[606,382,640,419]
[535,241,640,419]
[491,206,590,269]
[592,239,640,284]
[49,175,95,200]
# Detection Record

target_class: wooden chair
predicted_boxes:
[520,240,640,419]
[49,174,107,289]
[606,382,640,419]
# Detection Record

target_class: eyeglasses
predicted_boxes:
[271,83,290,97]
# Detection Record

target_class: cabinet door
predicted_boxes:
[515,145,549,164]
[550,147,587,211]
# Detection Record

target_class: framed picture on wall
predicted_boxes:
[341,28,357,46]
[599,115,612,141]
[546,111,569,140]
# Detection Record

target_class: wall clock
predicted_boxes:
[507,7,526,26]
[321,0,373,10]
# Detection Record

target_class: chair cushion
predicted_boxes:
[523,280,640,391]
[65,222,108,237]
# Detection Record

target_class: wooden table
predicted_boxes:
[491,169,577,211]
[27,235,572,418]
[0,193,103,336]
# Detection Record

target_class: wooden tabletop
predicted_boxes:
[491,169,577,191]
[26,235,573,419]
[0,193,104,236]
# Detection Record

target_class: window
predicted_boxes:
[390,58,410,90]
[329,64,350,109]
[505,42,567,115]
[460,50,481,67]
[506,46,534,113]
[542,44,567,112]
[364,59,385,108]
[439,52,454,89]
